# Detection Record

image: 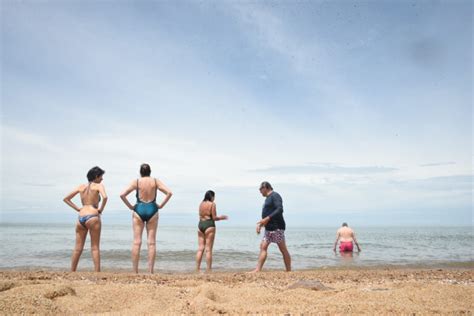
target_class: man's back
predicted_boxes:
[337,226,354,242]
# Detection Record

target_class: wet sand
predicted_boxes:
[1,268,473,314]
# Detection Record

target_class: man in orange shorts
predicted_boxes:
[333,222,361,253]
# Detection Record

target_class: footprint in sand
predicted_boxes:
[204,289,218,301]
[288,280,335,291]
[0,282,16,292]
[44,286,76,299]
[188,285,227,313]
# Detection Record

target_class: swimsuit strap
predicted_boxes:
[153,178,158,202]
[83,182,99,207]
[82,182,91,204]
[136,179,141,203]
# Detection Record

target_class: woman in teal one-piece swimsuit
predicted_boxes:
[120,163,173,274]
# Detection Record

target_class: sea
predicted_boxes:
[1,219,472,272]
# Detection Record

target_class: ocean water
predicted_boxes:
[0,223,472,272]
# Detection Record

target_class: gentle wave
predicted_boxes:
[1,224,472,271]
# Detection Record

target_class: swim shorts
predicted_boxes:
[263,229,285,244]
[339,241,354,252]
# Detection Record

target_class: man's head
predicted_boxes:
[259,181,273,197]
[342,222,348,227]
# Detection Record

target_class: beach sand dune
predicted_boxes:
[1,268,473,314]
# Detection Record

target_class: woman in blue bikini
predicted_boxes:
[63,166,108,272]
[120,163,173,274]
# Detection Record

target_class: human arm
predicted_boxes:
[333,231,340,252]
[258,193,283,227]
[155,178,173,209]
[97,183,108,214]
[353,232,361,252]
[211,203,228,221]
[63,186,82,212]
[120,181,137,211]
[256,221,262,234]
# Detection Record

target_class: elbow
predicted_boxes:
[167,191,173,198]
[63,198,68,203]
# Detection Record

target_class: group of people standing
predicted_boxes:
[64,164,360,274]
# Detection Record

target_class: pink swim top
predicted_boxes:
[339,241,354,252]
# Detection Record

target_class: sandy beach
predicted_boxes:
[1,267,473,314]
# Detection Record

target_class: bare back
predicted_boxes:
[80,183,100,207]
[78,183,101,216]
[199,201,214,221]
[337,226,355,242]
[136,177,158,203]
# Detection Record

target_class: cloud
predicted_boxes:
[2,2,471,225]
[251,163,398,175]
[419,162,457,167]
[399,174,473,192]
[224,2,332,81]
[1,125,63,155]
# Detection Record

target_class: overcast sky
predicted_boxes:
[1,0,472,226]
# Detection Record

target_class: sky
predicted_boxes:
[1,0,472,226]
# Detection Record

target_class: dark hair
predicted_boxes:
[87,166,105,182]
[342,222,348,227]
[260,181,273,190]
[140,163,151,177]
[203,190,215,202]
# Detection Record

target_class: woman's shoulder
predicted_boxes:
[199,201,214,207]
[90,182,104,190]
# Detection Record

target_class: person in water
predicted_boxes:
[120,163,173,274]
[333,222,361,253]
[252,181,291,272]
[63,166,108,272]
[196,190,228,272]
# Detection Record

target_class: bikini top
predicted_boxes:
[82,183,100,208]
[136,178,158,203]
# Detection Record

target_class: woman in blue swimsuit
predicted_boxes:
[120,163,173,274]
[63,166,108,272]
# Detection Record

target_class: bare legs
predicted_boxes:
[277,240,291,272]
[71,223,87,272]
[251,240,291,273]
[196,227,216,272]
[132,214,145,273]
[146,215,158,274]
[196,230,205,271]
[71,217,101,272]
[132,213,159,274]
[252,240,270,273]
[89,218,102,272]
